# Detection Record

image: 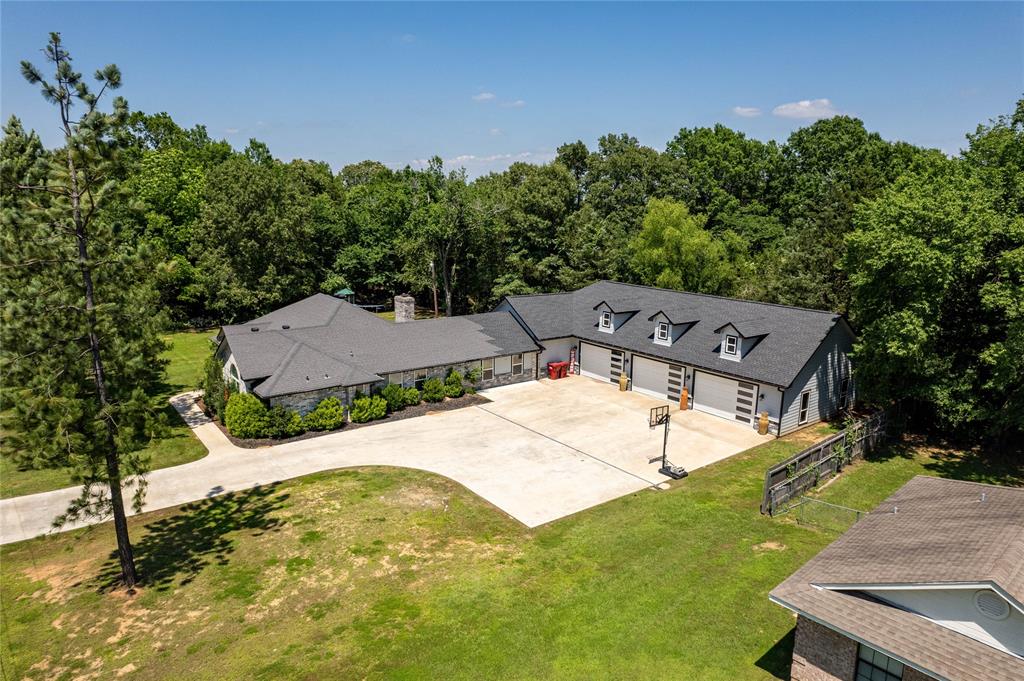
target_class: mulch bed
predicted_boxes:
[210,392,492,449]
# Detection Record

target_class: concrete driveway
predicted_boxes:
[0,376,768,544]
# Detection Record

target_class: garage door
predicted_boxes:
[693,371,758,425]
[579,342,612,382]
[631,355,671,400]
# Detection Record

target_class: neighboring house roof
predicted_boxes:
[501,281,846,388]
[221,293,539,398]
[770,476,1024,681]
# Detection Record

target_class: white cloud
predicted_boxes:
[399,33,416,44]
[225,128,240,134]
[502,99,526,108]
[732,106,762,118]
[489,128,503,136]
[472,92,496,102]
[772,98,839,120]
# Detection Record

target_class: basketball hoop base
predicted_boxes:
[659,465,688,480]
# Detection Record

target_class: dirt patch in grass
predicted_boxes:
[753,541,787,552]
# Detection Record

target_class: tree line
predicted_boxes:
[1,35,1020,586]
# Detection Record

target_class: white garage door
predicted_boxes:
[693,371,758,425]
[631,355,671,400]
[579,342,612,382]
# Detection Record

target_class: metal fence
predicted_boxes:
[777,496,866,533]
[760,410,889,515]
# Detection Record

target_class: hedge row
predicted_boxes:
[220,369,476,439]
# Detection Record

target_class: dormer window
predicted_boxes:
[600,311,612,329]
[656,322,669,341]
[724,334,738,356]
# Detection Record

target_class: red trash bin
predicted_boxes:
[557,361,569,379]
[547,362,560,379]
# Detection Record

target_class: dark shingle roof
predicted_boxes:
[770,476,1024,681]
[222,294,539,397]
[502,281,846,387]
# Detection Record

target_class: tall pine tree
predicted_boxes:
[1,33,167,588]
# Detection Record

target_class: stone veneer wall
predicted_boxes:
[264,352,537,416]
[791,616,858,681]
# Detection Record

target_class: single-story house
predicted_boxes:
[496,280,854,435]
[217,293,540,413]
[217,281,855,435]
[770,476,1024,681]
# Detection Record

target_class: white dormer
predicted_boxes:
[593,300,640,335]
[654,320,671,346]
[715,322,767,362]
[648,310,698,347]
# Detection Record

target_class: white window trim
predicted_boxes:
[656,322,669,341]
[482,358,494,381]
[839,377,850,409]
[724,334,738,356]
[798,390,811,424]
[600,310,612,329]
[512,353,523,376]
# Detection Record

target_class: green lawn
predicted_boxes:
[0,330,213,499]
[5,422,1016,680]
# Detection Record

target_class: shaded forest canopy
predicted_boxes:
[3,99,1022,440]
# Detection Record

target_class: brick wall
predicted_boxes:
[791,616,857,681]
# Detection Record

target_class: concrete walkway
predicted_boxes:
[0,378,768,544]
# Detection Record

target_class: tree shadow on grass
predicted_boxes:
[863,434,1024,488]
[755,626,794,680]
[94,483,289,592]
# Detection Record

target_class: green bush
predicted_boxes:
[224,392,270,439]
[350,395,387,423]
[403,387,421,406]
[202,353,231,419]
[302,396,347,431]
[267,405,304,438]
[381,383,406,412]
[464,366,481,385]
[421,377,445,403]
[444,370,465,398]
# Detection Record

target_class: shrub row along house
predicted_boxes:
[217,281,855,435]
[771,476,1024,681]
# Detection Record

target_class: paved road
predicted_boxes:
[0,378,767,544]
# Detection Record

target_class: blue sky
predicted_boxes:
[3,2,1021,176]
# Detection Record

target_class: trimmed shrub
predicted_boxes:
[202,353,231,419]
[302,396,347,431]
[421,377,445,403]
[403,387,421,406]
[444,370,465,398]
[224,393,270,439]
[351,395,387,423]
[267,405,304,439]
[381,383,406,413]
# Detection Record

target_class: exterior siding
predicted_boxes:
[791,615,858,681]
[538,337,576,369]
[779,322,855,436]
[265,352,537,416]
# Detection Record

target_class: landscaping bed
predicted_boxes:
[212,392,492,448]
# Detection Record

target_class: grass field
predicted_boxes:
[4,421,1017,681]
[0,331,212,499]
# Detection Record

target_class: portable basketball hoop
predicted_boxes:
[648,405,688,480]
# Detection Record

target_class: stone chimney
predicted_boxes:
[394,293,416,323]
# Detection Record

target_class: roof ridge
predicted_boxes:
[258,341,306,393]
[909,475,1024,493]
[593,280,842,317]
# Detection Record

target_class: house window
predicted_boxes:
[600,311,612,329]
[387,373,402,385]
[839,377,850,410]
[798,391,811,424]
[512,353,523,376]
[856,645,904,681]
[482,358,494,381]
[724,334,738,356]
[414,368,428,390]
[656,322,669,341]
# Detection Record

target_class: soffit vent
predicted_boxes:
[974,590,1010,621]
